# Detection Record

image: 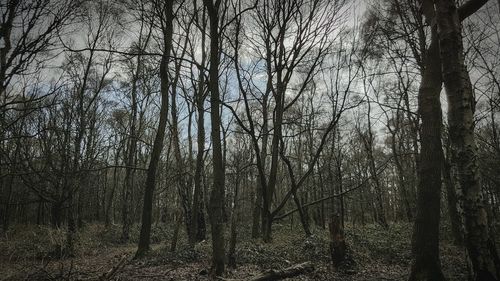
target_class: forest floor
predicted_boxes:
[0,222,468,280]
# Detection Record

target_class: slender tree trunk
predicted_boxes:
[336,152,345,228]
[203,0,226,275]
[292,190,312,237]
[107,145,120,227]
[252,92,268,239]
[170,58,193,245]
[228,172,241,268]
[122,56,141,241]
[2,175,13,232]
[262,78,284,243]
[390,125,414,222]
[135,0,174,258]
[66,191,76,257]
[363,98,389,229]
[192,74,207,244]
[191,8,208,243]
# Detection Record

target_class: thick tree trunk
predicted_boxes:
[252,187,262,238]
[329,214,346,266]
[408,30,445,281]
[434,0,500,279]
[170,209,182,252]
[51,200,63,228]
[442,145,463,246]
[262,209,273,243]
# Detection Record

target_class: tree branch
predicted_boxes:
[458,0,489,21]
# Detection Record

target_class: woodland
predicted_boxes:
[0,0,500,280]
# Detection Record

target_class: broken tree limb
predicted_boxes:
[98,255,128,281]
[217,262,314,281]
[249,262,314,281]
[274,157,392,221]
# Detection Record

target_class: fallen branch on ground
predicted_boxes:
[98,255,128,281]
[219,262,314,281]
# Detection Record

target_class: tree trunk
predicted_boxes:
[2,176,13,232]
[252,187,262,238]
[122,55,141,241]
[252,91,268,239]
[66,192,76,257]
[107,147,120,227]
[191,14,207,244]
[170,209,182,252]
[292,191,312,237]
[408,28,445,281]
[228,172,240,268]
[434,0,500,279]
[203,0,226,275]
[363,98,389,229]
[51,200,63,228]
[442,144,463,246]
[329,214,346,267]
[191,92,206,244]
[170,57,193,246]
[135,0,174,258]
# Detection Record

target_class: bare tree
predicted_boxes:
[202,0,226,275]
[135,0,174,258]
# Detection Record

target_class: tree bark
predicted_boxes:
[408,27,445,281]
[203,0,226,275]
[442,144,463,246]
[191,7,208,244]
[434,0,500,279]
[329,214,346,267]
[135,0,174,258]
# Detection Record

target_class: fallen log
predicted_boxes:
[248,262,314,281]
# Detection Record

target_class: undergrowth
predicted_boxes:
[0,221,470,280]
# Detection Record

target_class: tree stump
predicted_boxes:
[329,214,346,266]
